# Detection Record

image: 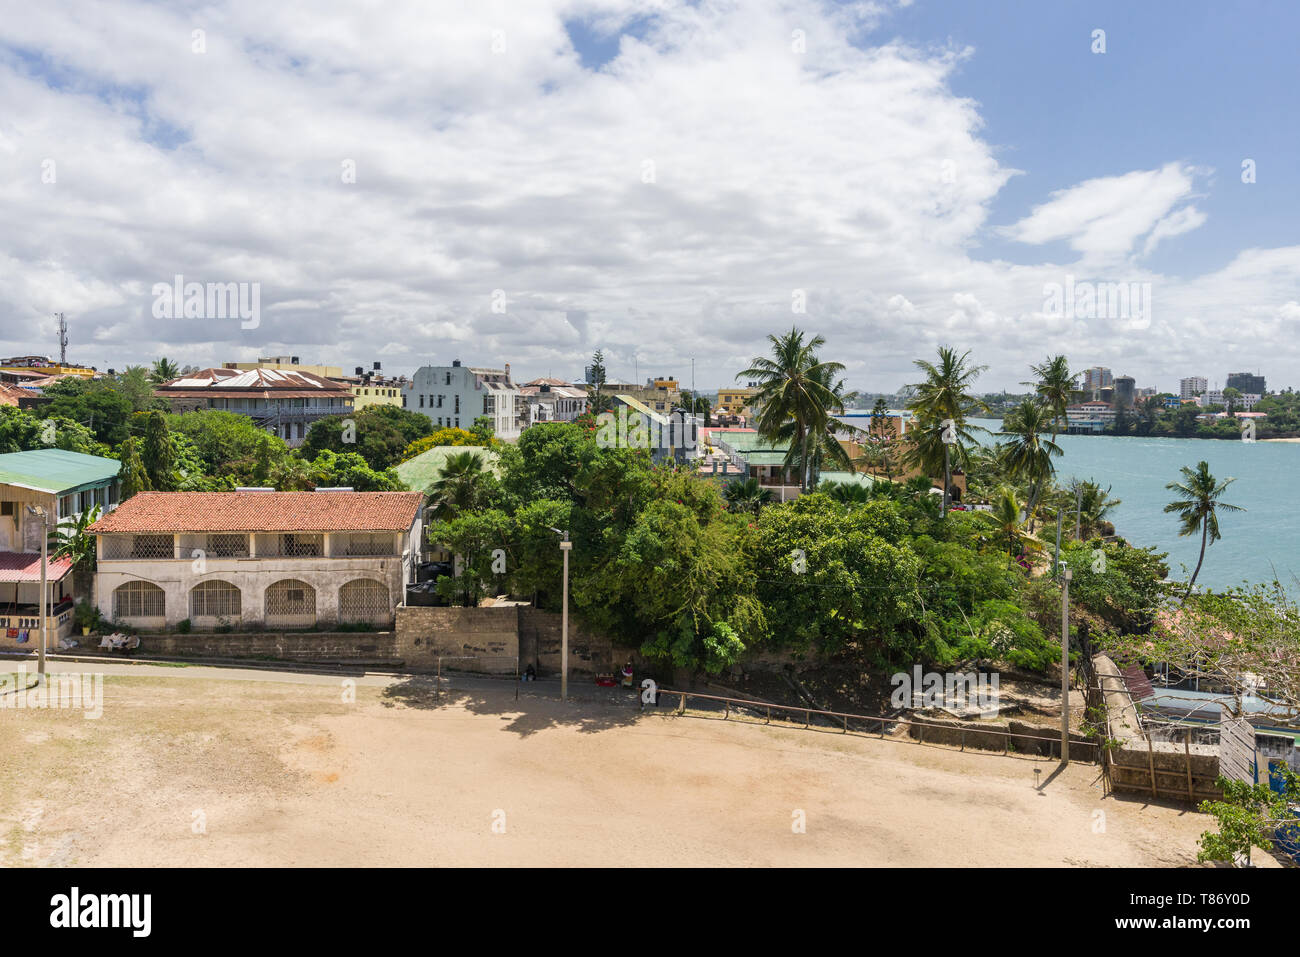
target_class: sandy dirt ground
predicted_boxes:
[0,662,1250,867]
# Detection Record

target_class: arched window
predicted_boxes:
[113,581,165,620]
[190,580,241,619]
[338,579,390,625]
[264,579,316,627]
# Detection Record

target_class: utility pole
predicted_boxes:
[1053,507,1063,575]
[26,506,50,684]
[1060,566,1072,763]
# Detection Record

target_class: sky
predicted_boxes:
[1,0,1297,394]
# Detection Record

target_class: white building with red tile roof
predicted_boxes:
[89,491,424,631]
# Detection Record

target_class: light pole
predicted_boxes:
[1060,565,1072,763]
[549,527,572,701]
[26,505,50,684]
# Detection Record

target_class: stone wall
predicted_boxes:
[395,605,521,674]
[59,630,399,662]
[392,604,618,675]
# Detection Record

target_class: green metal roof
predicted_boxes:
[394,446,497,492]
[0,449,119,495]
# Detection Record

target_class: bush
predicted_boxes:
[177,618,192,634]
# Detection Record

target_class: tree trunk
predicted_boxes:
[1183,516,1209,601]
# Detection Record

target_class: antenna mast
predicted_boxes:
[56,313,68,365]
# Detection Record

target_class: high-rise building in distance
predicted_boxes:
[1226,372,1266,394]
[1180,376,1207,400]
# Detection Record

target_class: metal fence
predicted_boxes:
[648,687,1097,760]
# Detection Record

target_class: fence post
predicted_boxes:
[766,706,771,725]
[843,714,848,734]
[917,721,924,745]
[1146,733,1158,798]
[1184,728,1194,803]
[805,708,810,728]
[724,699,729,720]
[678,692,686,715]
[961,727,966,752]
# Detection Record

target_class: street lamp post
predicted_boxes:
[549,527,572,701]
[26,505,50,684]
[1060,566,1072,763]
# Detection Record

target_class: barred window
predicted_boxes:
[190,580,241,618]
[265,579,316,625]
[338,579,390,624]
[113,581,165,619]
[131,535,174,559]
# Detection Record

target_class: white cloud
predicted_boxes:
[0,0,1296,394]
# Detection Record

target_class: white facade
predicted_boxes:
[95,522,421,631]
[522,384,588,426]
[1180,376,1208,400]
[402,362,523,438]
[1203,390,1261,410]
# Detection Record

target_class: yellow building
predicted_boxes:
[715,386,758,416]
[346,380,405,410]
[0,356,96,378]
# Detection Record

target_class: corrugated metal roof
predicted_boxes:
[0,449,120,495]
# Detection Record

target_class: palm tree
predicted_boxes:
[772,362,857,487]
[1024,355,1073,443]
[904,346,989,511]
[986,487,1026,568]
[51,505,101,599]
[1164,462,1245,599]
[737,328,845,491]
[1068,479,1121,539]
[427,451,488,520]
[150,357,181,384]
[998,398,1063,529]
[822,480,871,506]
[723,477,773,514]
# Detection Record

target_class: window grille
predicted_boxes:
[337,579,390,624]
[190,580,241,619]
[131,535,174,559]
[264,579,316,625]
[113,581,165,619]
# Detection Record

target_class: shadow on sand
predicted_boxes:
[380,673,645,738]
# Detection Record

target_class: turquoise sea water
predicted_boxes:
[969,419,1299,592]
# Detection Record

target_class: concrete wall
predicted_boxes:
[905,715,1100,762]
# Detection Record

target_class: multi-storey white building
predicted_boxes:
[90,491,424,630]
[521,378,588,425]
[1202,390,1262,410]
[402,361,523,438]
[1180,376,1208,400]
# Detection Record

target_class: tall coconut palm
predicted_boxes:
[773,363,857,487]
[723,477,773,514]
[904,346,989,512]
[998,398,1063,529]
[1164,461,1245,599]
[737,328,845,491]
[1024,355,1073,442]
[427,451,488,520]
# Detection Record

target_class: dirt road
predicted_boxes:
[0,664,1230,866]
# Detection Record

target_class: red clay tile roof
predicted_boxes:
[0,552,74,582]
[88,491,424,534]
